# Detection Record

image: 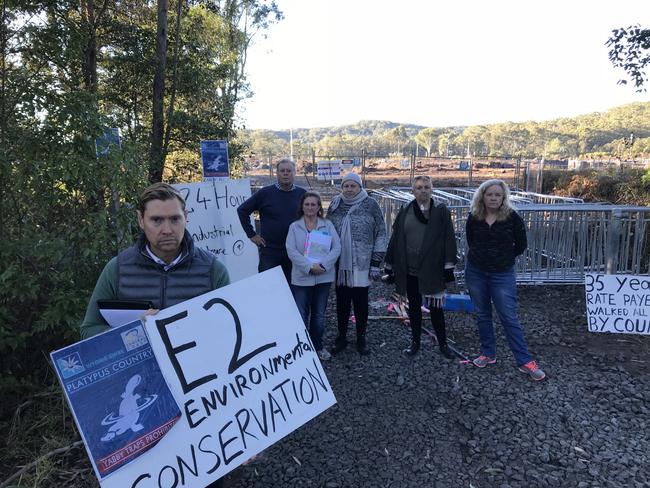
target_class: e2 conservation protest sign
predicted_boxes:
[94,268,337,487]
[585,273,650,335]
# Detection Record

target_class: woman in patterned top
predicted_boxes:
[327,173,387,356]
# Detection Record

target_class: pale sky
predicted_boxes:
[241,0,649,130]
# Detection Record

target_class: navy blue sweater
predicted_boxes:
[237,184,306,257]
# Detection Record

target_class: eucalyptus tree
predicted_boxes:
[607,24,649,91]
[414,127,440,157]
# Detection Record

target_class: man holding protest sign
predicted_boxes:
[237,158,306,282]
[80,182,230,339]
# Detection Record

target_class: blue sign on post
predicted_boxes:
[201,140,229,178]
[51,321,181,479]
[95,128,122,158]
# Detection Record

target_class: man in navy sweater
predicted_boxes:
[237,158,306,282]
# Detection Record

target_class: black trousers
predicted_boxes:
[335,285,369,343]
[406,274,447,347]
[258,252,292,283]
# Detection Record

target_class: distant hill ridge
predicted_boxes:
[251,102,650,144]
[245,103,650,159]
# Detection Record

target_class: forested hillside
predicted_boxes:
[244,102,650,159]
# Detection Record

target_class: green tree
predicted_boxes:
[607,24,650,91]
[385,125,408,154]
[414,127,440,156]
[249,129,288,158]
[0,0,283,385]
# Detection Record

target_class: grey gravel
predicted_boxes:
[224,284,650,488]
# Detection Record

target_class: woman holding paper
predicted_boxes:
[327,173,387,356]
[286,192,341,361]
[384,175,457,359]
[465,179,545,380]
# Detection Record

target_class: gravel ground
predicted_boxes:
[224,282,650,488]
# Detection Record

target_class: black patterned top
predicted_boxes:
[465,211,527,272]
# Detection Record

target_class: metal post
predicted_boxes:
[362,148,367,187]
[468,156,473,187]
[289,127,293,160]
[514,157,521,190]
[605,209,623,274]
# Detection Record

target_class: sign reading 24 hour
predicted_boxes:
[173,179,258,282]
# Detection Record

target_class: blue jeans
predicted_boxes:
[465,261,532,365]
[291,283,331,351]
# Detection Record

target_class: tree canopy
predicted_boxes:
[0,0,282,386]
[607,24,650,91]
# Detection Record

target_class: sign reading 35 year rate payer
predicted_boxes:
[585,273,650,334]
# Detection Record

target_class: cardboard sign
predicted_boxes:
[101,268,337,487]
[51,321,181,480]
[174,180,258,282]
[585,273,650,334]
[201,140,229,178]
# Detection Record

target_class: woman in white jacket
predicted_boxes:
[286,192,341,360]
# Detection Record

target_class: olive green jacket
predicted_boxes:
[385,200,457,295]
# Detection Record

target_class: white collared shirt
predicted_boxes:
[145,245,185,271]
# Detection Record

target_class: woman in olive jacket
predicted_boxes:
[384,175,458,358]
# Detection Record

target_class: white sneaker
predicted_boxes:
[317,349,331,361]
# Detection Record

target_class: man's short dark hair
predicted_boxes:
[137,182,186,214]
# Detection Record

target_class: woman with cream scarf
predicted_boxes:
[327,173,387,356]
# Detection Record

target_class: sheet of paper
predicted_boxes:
[304,231,333,264]
[99,309,149,328]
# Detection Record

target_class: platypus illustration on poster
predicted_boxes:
[100,374,157,442]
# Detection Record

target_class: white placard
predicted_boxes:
[102,268,337,487]
[340,159,353,172]
[174,179,258,282]
[585,273,650,334]
[316,160,341,181]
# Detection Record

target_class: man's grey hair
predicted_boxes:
[275,158,296,170]
[412,175,432,189]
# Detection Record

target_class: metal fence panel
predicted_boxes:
[372,189,650,284]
